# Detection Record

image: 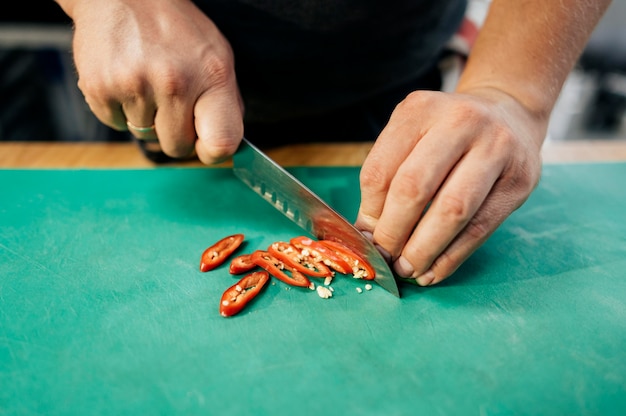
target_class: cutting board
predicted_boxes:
[1,164,625,415]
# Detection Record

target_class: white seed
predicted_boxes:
[309,282,316,291]
[356,287,363,294]
[235,285,243,292]
[365,284,373,291]
[324,276,333,286]
[316,285,333,299]
[353,269,365,279]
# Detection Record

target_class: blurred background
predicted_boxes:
[1,1,625,143]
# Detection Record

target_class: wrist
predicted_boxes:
[455,79,554,130]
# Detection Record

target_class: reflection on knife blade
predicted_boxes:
[232,138,400,298]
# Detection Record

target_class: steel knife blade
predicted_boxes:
[232,138,400,297]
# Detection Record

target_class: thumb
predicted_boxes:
[194,84,244,164]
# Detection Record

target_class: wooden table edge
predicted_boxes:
[1,140,626,168]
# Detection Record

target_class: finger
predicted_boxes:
[80,86,127,131]
[392,147,507,280]
[194,82,244,164]
[369,128,469,259]
[122,95,158,142]
[355,92,435,232]
[78,72,155,136]
[409,172,534,286]
[151,95,196,158]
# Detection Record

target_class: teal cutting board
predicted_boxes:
[1,163,625,415]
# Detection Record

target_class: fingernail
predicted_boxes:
[374,244,391,262]
[393,256,415,278]
[361,231,374,242]
[416,270,436,286]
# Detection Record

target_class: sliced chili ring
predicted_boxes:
[200,233,245,272]
[219,271,270,317]
[268,241,332,278]
[229,253,256,275]
[251,250,312,288]
[290,236,352,275]
[318,240,376,280]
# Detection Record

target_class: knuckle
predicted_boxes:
[78,65,151,104]
[200,54,235,89]
[450,101,491,131]
[463,216,491,242]
[395,90,436,114]
[77,75,112,102]
[359,161,390,194]
[490,125,518,152]
[404,90,434,106]
[508,159,542,195]
[110,64,152,97]
[150,64,189,99]
[76,79,120,128]
[436,193,472,225]
[391,168,427,203]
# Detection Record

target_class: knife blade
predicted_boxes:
[232,138,400,297]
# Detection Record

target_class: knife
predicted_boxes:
[232,138,400,297]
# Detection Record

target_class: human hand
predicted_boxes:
[66,0,243,163]
[355,88,545,286]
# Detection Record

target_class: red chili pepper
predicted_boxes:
[267,241,332,278]
[251,250,312,288]
[229,253,256,274]
[318,240,376,280]
[290,236,352,275]
[200,233,245,272]
[219,271,270,317]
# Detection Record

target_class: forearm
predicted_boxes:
[456,0,611,129]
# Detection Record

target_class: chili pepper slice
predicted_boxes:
[290,236,352,275]
[318,240,376,280]
[268,241,332,278]
[251,250,312,288]
[229,253,256,275]
[219,271,270,317]
[200,233,245,272]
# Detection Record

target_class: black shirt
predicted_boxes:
[195,0,467,124]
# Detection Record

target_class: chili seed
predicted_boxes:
[316,286,333,299]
